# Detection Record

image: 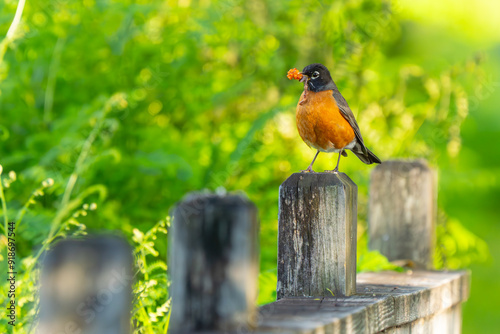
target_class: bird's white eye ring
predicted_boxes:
[312,71,320,79]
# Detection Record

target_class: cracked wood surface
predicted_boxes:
[256,270,469,334]
[278,172,358,298]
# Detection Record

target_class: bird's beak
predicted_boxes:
[299,74,308,83]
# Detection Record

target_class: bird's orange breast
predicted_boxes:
[296,90,355,152]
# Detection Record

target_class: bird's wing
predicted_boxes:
[332,89,367,152]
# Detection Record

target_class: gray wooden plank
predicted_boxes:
[255,270,469,334]
[178,271,468,334]
[357,271,469,325]
[379,304,462,334]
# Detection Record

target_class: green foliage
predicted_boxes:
[0,167,169,332]
[0,0,498,332]
[0,168,94,331]
[357,227,404,272]
[435,212,490,270]
[358,250,404,273]
[131,218,169,333]
[258,268,277,305]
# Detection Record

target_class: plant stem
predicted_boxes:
[57,119,101,224]
[16,186,43,229]
[6,0,26,39]
[44,37,66,124]
[0,0,26,232]
[0,0,27,63]
[0,176,8,234]
[42,103,111,261]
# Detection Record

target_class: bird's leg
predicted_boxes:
[325,149,343,174]
[301,150,320,173]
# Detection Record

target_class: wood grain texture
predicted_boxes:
[278,172,358,298]
[369,160,436,269]
[256,270,469,334]
[169,193,259,333]
[37,236,133,334]
[379,304,462,334]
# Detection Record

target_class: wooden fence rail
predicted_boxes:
[38,160,469,333]
[167,160,468,333]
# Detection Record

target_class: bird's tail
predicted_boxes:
[352,147,381,165]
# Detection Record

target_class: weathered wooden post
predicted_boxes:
[37,236,133,334]
[369,160,436,268]
[169,193,259,332]
[277,172,357,298]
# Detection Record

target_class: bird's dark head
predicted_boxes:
[300,63,335,92]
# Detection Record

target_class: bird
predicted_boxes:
[292,63,381,173]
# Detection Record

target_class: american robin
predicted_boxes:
[291,63,381,172]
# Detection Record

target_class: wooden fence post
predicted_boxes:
[169,193,259,332]
[369,160,436,269]
[37,236,133,334]
[277,172,358,298]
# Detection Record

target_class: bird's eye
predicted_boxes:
[312,71,320,79]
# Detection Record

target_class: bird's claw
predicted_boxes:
[301,166,315,173]
[324,168,339,174]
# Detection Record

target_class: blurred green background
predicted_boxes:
[0,0,498,332]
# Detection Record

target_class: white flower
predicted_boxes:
[8,171,16,181]
[89,203,97,211]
